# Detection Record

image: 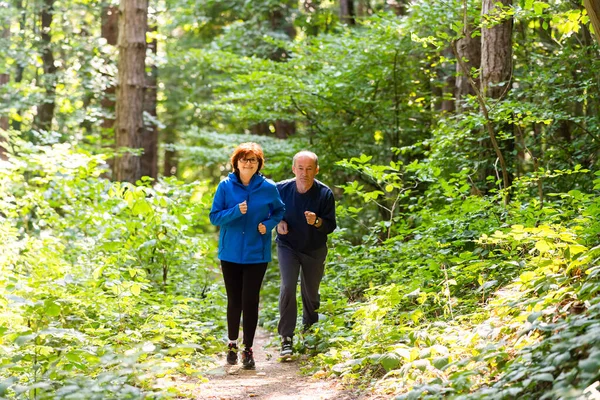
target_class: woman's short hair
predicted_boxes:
[230,142,265,174]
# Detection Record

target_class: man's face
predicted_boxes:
[292,155,319,186]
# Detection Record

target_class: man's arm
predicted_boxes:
[315,189,336,234]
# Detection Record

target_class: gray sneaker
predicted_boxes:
[280,336,293,359]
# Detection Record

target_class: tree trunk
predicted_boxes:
[356,0,372,17]
[114,0,147,183]
[481,0,513,192]
[0,25,8,160]
[34,0,57,132]
[250,1,297,138]
[101,6,118,173]
[340,0,356,25]
[438,47,455,112]
[141,24,158,180]
[584,0,600,46]
[481,0,513,99]
[387,0,408,16]
[162,128,178,177]
[455,32,481,109]
[101,6,119,45]
[11,0,26,131]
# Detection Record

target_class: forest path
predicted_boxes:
[182,327,381,400]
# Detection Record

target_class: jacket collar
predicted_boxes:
[229,172,265,189]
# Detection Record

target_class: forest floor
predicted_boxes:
[175,327,385,400]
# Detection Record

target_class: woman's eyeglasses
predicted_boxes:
[240,158,258,165]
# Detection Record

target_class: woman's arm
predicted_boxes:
[209,183,243,226]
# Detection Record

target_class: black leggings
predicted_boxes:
[221,260,268,348]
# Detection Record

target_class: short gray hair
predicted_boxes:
[292,151,319,168]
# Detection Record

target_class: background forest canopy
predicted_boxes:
[2,0,600,399]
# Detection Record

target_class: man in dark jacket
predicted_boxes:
[276,150,336,359]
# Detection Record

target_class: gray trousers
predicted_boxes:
[277,244,328,338]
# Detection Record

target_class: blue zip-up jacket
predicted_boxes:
[210,173,285,264]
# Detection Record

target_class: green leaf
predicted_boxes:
[527,311,543,323]
[535,240,551,254]
[131,283,142,296]
[531,373,554,382]
[45,300,61,317]
[379,352,402,371]
[433,356,449,370]
[520,271,537,283]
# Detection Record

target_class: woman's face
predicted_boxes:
[237,152,259,176]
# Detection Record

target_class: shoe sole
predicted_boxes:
[278,354,294,362]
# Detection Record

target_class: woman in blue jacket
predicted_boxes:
[209,142,285,369]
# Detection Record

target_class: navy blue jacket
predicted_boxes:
[276,178,336,252]
[210,173,285,264]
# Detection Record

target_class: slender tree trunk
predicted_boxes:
[34,0,57,132]
[141,24,158,180]
[481,0,513,194]
[0,24,8,160]
[481,0,512,100]
[455,32,481,109]
[11,0,26,131]
[101,6,118,173]
[387,0,408,16]
[251,1,297,138]
[162,128,177,177]
[114,0,147,183]
[339,0,356,25]
[102,6,119,45]
[437,47,455,112]
[584,0,600,46]
[356,0,372,17]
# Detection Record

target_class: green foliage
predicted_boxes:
[304,154,600,399]
[0,142,225,398]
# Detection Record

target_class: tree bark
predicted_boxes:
[387,0,408,16]
[480,0,513,197]
[455,32,481,109]
[141,24,158,180]
[340,0,356,25]
[162,128,178,177]
[101,6,118,173]
[114,0,148,183]
[250,1,297,137]
[481,0,513,99]
[356,0,372,17]
[101,6,119,45]
[11,0,26,131]
[34,0,57,132]
[0,24,8,160]
[584,0,600,46]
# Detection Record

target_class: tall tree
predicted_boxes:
[388,0,408,16]
[480,0,512,99]
[480,0,513,194]
[0,21,8,160]
[101,5,118,172]
[113,0,148,183]
[34,0,57,132]
[340,0,356,25]
[455,31,480,109]
[141,23,158,180]
[584,0,600,45]
[250,1,297,138]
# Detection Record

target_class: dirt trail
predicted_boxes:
[188,328,378,400]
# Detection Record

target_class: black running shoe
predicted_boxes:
[280,336,293,359]
[242,348,255,370]
[226,342,238,365]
